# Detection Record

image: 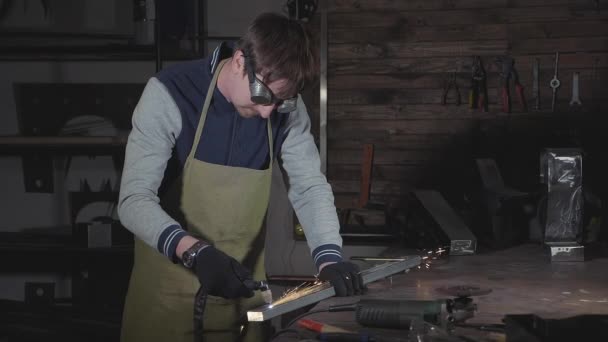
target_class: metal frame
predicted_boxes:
[549,244,585,262]
[414,190,477,255]
[154,0,162,72]
[247,256,422,322]
[319,0,328,174]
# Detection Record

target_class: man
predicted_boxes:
[118,12,363,342]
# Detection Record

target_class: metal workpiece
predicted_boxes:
[549,244,585,262]
[414,190,477,255]
[359,256,422,284]
[246,256,422,322]
[350,257,408,262]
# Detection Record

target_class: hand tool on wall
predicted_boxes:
[469,56,488,112]
[533,58,541,111]
[442,72,461,106]
[569,72,582,106]
[498,56,528,113]
[550,52,561,112]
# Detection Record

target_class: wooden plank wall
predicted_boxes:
[321,0,607,212]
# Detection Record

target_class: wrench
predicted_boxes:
[533,58,540,110]
[550,52,561,112]
[569,72,582,106]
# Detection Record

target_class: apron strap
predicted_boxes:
[187,58,274,165]
[267,117,273,163]
[187,59,227,161]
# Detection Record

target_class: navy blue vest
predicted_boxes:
[156,52,290,176]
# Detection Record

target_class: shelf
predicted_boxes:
[0,30,132,40]
[0,44,200,61]
[0,231,133,255]
[0,135,128,155]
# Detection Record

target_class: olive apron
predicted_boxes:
[121,58,273,342]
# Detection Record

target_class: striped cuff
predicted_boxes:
[312,244,343,270]
[157,224,189,263]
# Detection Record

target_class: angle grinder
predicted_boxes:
[328,285,492,331]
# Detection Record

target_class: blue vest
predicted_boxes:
[156,46,290,173]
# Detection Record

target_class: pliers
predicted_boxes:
[469,56,488,112]
[497,56,527,113]
[442,72,461,105]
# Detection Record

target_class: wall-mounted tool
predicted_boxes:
[533,58,541,111]
[497,56,527,113]
[569,72,582,107]
[442,72,461,106]
[469,56,488,112]
[550,52,561,112]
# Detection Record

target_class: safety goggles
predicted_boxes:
[244,55,297,113]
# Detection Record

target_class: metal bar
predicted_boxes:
[350,256,406,262]
[247,256,421,322]
[359,257,421,284]
[200,0,209,55]
[319,0,328,174]
[0,30,130,39]
[549,244,585,262]
[193,0,200,56]
[414,190,477,255]
[0,136,128,155]
[154,0,162,72]
[0,136,127,146]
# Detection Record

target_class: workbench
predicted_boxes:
[270,243,608,341]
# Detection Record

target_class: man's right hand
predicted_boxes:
[194,246,255,299]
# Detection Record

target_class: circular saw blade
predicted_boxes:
[435,285,492,297]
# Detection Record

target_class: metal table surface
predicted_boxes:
[271,243,608,341]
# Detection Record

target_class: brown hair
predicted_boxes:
[236,12,318,98]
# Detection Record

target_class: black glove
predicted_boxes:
[194,246,254,299]
[318,262,365,297]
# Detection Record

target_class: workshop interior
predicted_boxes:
[0,0,606,341]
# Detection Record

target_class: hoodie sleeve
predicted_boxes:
[117,77,190,261]
[280,95,343,270]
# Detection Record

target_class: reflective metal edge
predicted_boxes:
[319,0,328,175]
[247,256,422,321]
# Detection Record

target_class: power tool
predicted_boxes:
[328,285,491,331]
[194,279,271,342]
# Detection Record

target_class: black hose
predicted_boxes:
[194,285,207,342]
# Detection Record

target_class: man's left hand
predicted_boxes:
[318,262,365,296]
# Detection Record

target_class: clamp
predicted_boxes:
[442,71,461,106]
[469,56,488,112]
